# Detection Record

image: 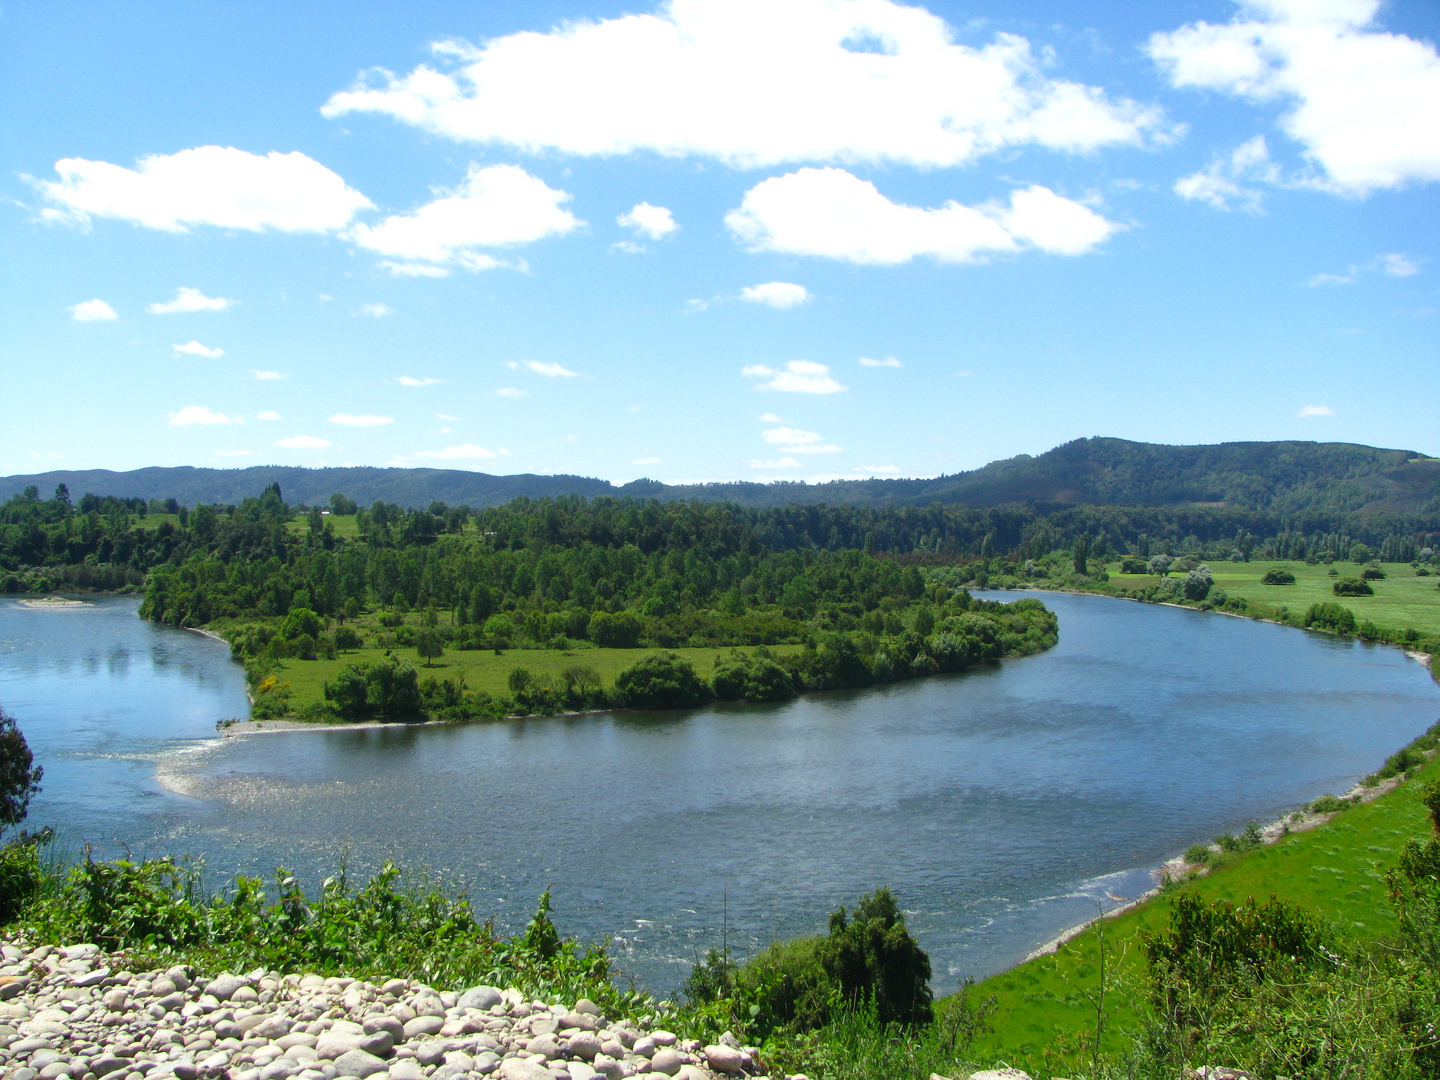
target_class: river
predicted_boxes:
[0,591,1435,994]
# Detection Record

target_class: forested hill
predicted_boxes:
[2,438,1435,515]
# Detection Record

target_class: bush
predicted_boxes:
[1304,601,1357,633]
[1262,567,1296,584]
[1362,566,1387,580]
[322,656,422,719]
[821,888,933,1026]
[712,653,796,702]
[1181,564,1213,601]
[280,607,323,640]
[614,652,713,709]
[1183,844,1212,865]
[589,611,643,648]
[1308,792,1358,814]
[334,625,363,652]
[1119,556,1147,574]
[1334,577,1374,596]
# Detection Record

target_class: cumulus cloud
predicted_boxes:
[744,359,847,394]
[69,298,117,322]
[739,282,811,308]
[33,145,372,232]
[330,413,394,427]
[526,360,580,377]
[1149,0,1440,196]
[347,164,579,272]
[148,287,235,314]
[726,168,1120,264]
[381,262,450,278]
[276,435,332,449]
[617,202,677,241]
[173,340,224,358]
[358,303,394,318]
[396,376,442,386]
[257,411,281,421]
[322,0,1166,170]
[168,405,236,426]
[250,370,284,380]
[763,426,842,454]
[497,387,527,397]
[859,355,902,367]
[1298,403,1335,417]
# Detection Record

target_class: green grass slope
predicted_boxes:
[966,752,1440,1076]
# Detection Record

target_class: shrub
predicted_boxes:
[322,656,421,719]
[614,652,712,709]
[1262,567,1296,584]
[1304,601,1357,633]
[1362,566,1387,580]
[1182,565,1213,601]
[821,888,932,1026]
[712,654,796,702]
[1183,844,1212,865]
[1334,577,1374,596]
[1120,556,1147,574]
[589,611,643,648]
[334,625,362,652]
[280,607,323,640]
[1308,793,1357,815]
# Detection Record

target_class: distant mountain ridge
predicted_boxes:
[2,438,1436,515]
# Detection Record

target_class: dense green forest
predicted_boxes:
[4,436,1436,514]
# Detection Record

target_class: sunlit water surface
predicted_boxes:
[1,592,1436,993]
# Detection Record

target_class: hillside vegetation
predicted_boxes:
[3,437,1435,514]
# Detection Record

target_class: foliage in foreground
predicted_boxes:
[0,841,620,1009]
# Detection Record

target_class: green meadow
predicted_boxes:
[961,749,1440,1075]
[1104,558,1440,636]
[255,630,805,712]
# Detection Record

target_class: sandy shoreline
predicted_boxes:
[15,595,92,608]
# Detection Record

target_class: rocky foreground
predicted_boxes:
[0,937,790,1080]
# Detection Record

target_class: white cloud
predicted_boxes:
[1173,136,1279,211]
[396,376,442,386]
[330,413,394,427]
[168,405,236,426]
[322,0,1167,170]
[859,355,902,367]
[762,426,842,453]
[526,360,580,377]
[1383,252,1420,277]
[257,410,282,421]
[859,464,900,474]
[726,168,1120,264]
[617,202,677,241]
[497,387,527,397]
[759,412,784,422]
[632,456,663,465]
[173,340,224,358]
[347,164,579,272]
[1298,403,1335,417]
[1149,1,1440,197]
[148,287,235,314]
[34,145,372,232]
[749,457,803,469]
[408,443,509,460]
[381,261,450,278]
[744,359,847,394]
[684,298,709,313]
[250,370,284,380]
[358,302,394,318]
[69,298,117,322]
[276,435,332,449]
[740,281,811,308]
[1309,251,1423,286]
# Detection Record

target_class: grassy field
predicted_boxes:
[1103,558,1440,637]
[266,638,806,705]
[963,751,1440,1075]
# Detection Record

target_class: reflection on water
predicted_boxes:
[1,593,1437,993]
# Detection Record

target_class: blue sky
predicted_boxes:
[3,0,1437,484]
